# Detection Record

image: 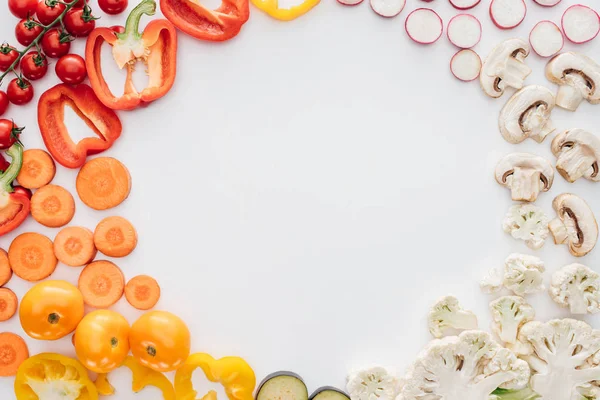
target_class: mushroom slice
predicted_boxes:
[549,193,598,257]
[499,85,556,144]
[495,153,554,202]
[545,52,600,111]
[480,39,532,98]
[551,128,600,183]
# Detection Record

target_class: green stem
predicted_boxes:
[118,0,156,41]
[0,143,23,192]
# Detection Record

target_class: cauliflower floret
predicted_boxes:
[346,366,399,400]
[550,263,600,314]
[480,254,545,296]
[481,268,504,294]
[428,296,478,338]
[397,331,530,400]
[502,204,549,250]
[490,296,535,344]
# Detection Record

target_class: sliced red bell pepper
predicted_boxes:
[0,143,30,237]
[37,84,122,169]
[85,0,177,110]
[160,0,249,42]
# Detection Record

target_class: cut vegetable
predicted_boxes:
[125,275,160,310]
[93,216,137,258]
[337,0,363,5]
[529,21,564,58]
[0,332,29,377]
[0,287,18,321]
[16,149,56,189]
[533,0,560,6]
[30,184,76,228]
[561,5,600,44]
[78,260,125,308]
[449,0,480,10]
[489,0,526,30]
[447,14,482,48]
[53,226,97,267]
[8,232,57,282]
[310,387,350,400]
[0,249,12,286]
[76,157,131,210]
[405,9,443,44]
[450,49,481,81]
[370,0,405,18]
[257,372,309,400]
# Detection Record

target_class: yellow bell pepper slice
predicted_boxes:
[174,353,256,400]
[251,0,320,21]
[14,353,98,400]
[94,356,175,400]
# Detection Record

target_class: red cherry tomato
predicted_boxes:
[12,186,32,199]
[36,0,66,25]
[110,25,125,34]
[0,119,23,150]
[0,45,19,71]
[20,51,48,81]
[15,18,44,46]
[8,0,38,18]
[6,78,34,105]
[41,29,71,58]
[99,0,128,15]
[0,92,8,116]
[55,54,87,84]
[64,7,96,37]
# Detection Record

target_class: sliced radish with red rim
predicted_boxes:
[370,0,406,18]
[562,5,600,44]
[450,49,482,81]
[405,8,443,44]
[533,0,561,7]
[337,0,364,6]
[447,14,482,48]
[449,0,481,10]
[489,0,527,30]
[530,21,563,57]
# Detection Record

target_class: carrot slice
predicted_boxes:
[0,249,12,286]
[76,157,131,210]
[78,260,124,308]
[16,149,56,189]
[124,275,160,310]
[0,288,17,322]
[31,184,76,228]
[8,232,57,282]
[94,216,137,258]
[54,227,97,267]
[0,332,29,377]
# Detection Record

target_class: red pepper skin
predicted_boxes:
[0,144,30,237]
[37,84,122,169]
[0,153,9,173]
[160,0,249,42]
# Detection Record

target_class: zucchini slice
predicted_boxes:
[256,372,309,400]
[309,387,351,400]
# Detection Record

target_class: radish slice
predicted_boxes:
[449,0,481,10]
[337,0,364,6]
[405,8,443,44]
[562,5,600,44]
[450,49,482,81]
[370,0,406,18]
[533,0,560,7]
[447,14,482,48]
[489,0,527,30]
[529,21,563,57]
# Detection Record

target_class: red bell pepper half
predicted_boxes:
[160,0,249,42]
[85,0,177,110]
[0,143,30,237]
[38,84,122,169]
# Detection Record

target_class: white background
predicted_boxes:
[1,0,600,398]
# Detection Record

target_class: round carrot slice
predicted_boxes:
[76,157,131,210]
[78,260,125,308]
[54,227,97,267]
[0,332,29,377]
[8,233,57,282]
[0,249,12,287]
[125,275,160,310]
[0,288,17,322]
[30,184,76,228]
[16,149,56,189]
[94,216,137,258]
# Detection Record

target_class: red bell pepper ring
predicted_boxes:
[0,143,30,237]
[160,0,249,42]
[37,84,122,169]
[85,0,177,110]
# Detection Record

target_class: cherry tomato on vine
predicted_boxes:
[55,54,86,84]
[110,25,125,34]
[64,7,97,37]
[6,78,34,105]
[0,119,24,150]
[12,186,32,199]
[36,0,66,25]
[8,0,38,19]
[20,51,48,81]
[99,0,127,15]
[0,92,8,116]
[0,45,19,71]
[15,18,43,46]
[41,29,71,58]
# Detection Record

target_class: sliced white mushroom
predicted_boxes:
[546,52,600,111]
[495,153,554,202]
[549,193,598,257]
[498,85,555,144]
[551,129,600,183]
[480,39,532,98]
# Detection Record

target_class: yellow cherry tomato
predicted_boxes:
[19,280,84,340]
[129,310,191,372]
[74,310,130,373]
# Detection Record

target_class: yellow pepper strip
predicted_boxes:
[251,0,320,21]
[94,356,175,400]
[174,353,256,400]
[14,353,98,400]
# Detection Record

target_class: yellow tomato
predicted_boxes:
[19,280,84,340]
[129,311,191,372]
[74,310,130,373]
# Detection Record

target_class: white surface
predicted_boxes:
[1,0,600,398]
